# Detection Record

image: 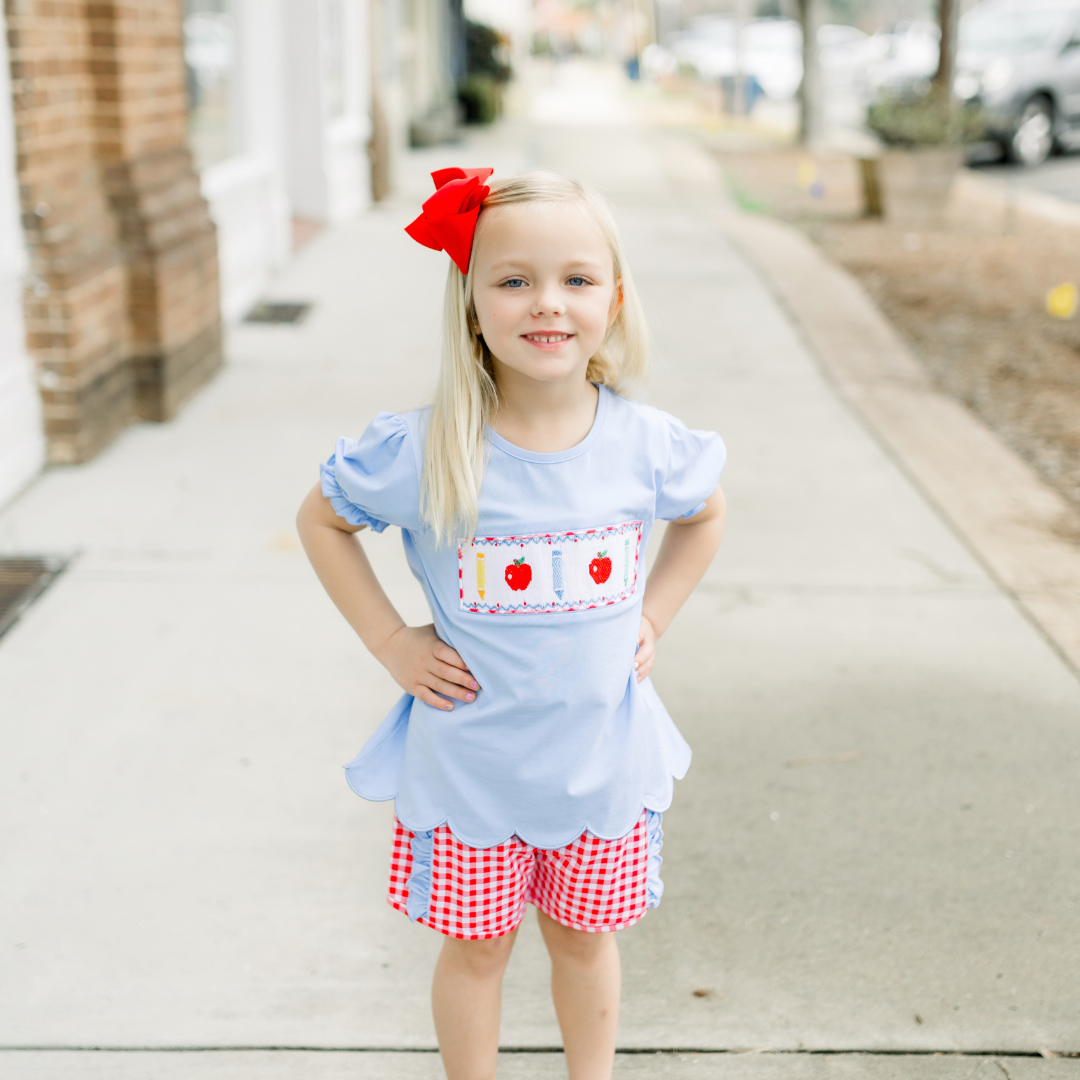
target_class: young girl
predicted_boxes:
[297,168,726,1080]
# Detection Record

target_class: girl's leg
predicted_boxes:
[535,909,620,1080]
[431,927,518,1080]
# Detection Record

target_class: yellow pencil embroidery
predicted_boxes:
[476,551,486,600]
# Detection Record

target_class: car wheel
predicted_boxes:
[1009,97,1054,166]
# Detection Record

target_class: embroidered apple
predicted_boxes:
[505,557,532,592]
[589,550,612,585]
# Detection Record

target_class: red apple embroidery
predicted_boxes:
[589,550,612,585]
[505,557,532,592]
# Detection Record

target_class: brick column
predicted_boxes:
[5,0,222,462]
[88,0,221,422]
[7,1,129,461]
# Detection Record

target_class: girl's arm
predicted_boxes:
[635,485,727,681]
[296,484,479,711]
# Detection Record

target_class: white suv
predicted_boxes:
[955,0,1080,165]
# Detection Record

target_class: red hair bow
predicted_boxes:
[404,167,494,274]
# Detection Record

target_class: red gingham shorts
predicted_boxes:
[388,809,662,940]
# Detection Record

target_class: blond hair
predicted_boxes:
[421,171,650,544]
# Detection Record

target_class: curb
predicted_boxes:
[715,207,1080,678]
[956,169,1080,230]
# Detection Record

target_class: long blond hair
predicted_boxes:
[421,171,650,544]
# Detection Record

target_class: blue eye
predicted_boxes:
[567,276,588,287]
[503,278,526,288]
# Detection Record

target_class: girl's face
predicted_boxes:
[470,201,622,386]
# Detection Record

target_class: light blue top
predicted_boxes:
[320,385,726,850]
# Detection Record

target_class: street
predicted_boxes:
[972,146,1080,204]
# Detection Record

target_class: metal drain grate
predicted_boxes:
[244,300,312,325]
[0,556,69,642]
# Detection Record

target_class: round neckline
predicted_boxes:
[486,384,610,463]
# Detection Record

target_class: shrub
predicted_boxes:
[867,91,986,147]
[458,20,510,126]
[458,75,501,125]
[465,21,511,84]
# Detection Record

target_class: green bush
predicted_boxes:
[867,91,986,147]
[458,20,510,126]
[466,21,511,84]
[458,75,501,125]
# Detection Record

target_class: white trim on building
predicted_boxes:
[0,6,45,507]
[196,0,291,322]
[193,0,372,323]
[285,0,372,224]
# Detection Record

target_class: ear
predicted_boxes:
[607,279,624,329]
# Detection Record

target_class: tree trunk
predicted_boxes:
[933,0,961,98]
[733,0,746,115]
[797,0,822,144]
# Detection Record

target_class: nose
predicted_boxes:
[531,280,566,318]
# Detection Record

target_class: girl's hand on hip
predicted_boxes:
[378,624,479,711]
[634,615,657,682]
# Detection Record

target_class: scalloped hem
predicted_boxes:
[391,792,677,853]
[343,688,691,849]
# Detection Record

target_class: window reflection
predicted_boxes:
[184,0,236,169]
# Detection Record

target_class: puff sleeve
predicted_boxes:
[655,411,726,521]
[319,412,421,532]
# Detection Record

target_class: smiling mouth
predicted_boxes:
[523,333,572,344]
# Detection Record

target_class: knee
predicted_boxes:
[442,932,516,978]
[541,918,614,967]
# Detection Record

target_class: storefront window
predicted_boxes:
[184,0,237,169]
[323,0,347,119]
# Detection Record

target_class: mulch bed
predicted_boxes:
[713,148,1080,513]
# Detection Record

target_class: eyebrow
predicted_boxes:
[488,258,608,273]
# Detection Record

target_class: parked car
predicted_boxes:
[660,17,872,103]
[954,0,1080,165]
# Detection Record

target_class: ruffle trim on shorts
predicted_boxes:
[405,829,434,922]
[645,809,664,909]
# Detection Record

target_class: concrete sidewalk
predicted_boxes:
[2,62,1079,1077]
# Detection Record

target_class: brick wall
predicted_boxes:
[5,0,221,463]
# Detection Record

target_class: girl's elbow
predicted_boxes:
[712,487,727,527]
[296,485,324,535]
